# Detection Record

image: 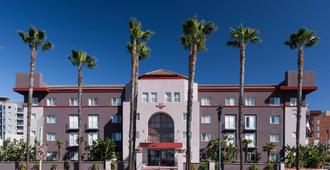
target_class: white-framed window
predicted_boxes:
[32,97,39,106]
[201,115,211,124]
[69,97,78,106]
[112,133,121,141]
[225,115,236,129]
[225,97,236,106]
[136,113,140,120]
[292,112,297,118]
[201,97,211,106]
[201,133,211,142]
[225,133,235,145]
[245,115,256,129]
[270,153,280,162]
[142,93,149,103]
[290,98,297,106]
[165,92,172,102]
[151,93,157,103]
[315,120,320,124]
[270,134,280,142]
[47,133,56,141]
[174,92,180,103]
[182,112,187,121]
[316,126,320,131]
[88,132,98,145]
[88,97,98,106]
[270,115,280,124]
[31,130,36,136]
[245,97,256,106]
[69,151,78,160]
[270,97,280,106]
[69,115,78,129]
[111,97,122,106]
[88,115,98,128]
[245,133,256,147]
[314,140,319,144]
[47,152,57,161]
[47,98,56,106]
[31,113,36,119]
[69,133,78,146]
[112,115,121,123]
[47,115,56,124]
[247,153,256,162]
[292,131,296,138]
[316,132,320,137]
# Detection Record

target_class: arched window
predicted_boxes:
[148,113,174,142]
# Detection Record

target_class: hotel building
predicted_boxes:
[13,69,316,169]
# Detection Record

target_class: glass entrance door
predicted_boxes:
[148,149,175,166]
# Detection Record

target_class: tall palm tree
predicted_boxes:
[55,140,64,161]
[262,143,276,163]
[68,49,96,169]
[284,28,319,170]
[227,24,261,170]
[242,139,252,163]
[18,26,53,169]
[127,18,154,170]
[181,17,217,170]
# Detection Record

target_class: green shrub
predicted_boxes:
[64,161,70,170]
[249,164,259,170]
[51,163,57,170]
[264,163,274,170]
[91,163,100,170]
[20,163,26,170]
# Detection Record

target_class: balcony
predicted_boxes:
[65,124,79,131]
[65,141,78,148]
[17,108,23,113]
[84,124,99,131]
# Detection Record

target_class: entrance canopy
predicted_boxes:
[139,142,182,149]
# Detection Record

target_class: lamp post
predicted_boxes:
[217,105,223,170]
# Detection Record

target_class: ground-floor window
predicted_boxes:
[148,149,174,166]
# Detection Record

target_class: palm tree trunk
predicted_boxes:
[267,151,270,163]
[186,43,197,170]
[26,47,36,170]
[132,57,139,169]
[238,43,246,170]
[295,47,304,170]
[244,144,247,163]
[78,64,83,169]
[57,145,61,161]
[128,40,137,170]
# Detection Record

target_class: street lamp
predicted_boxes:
[217,105,223,170]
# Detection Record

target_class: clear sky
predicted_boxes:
[0,0,329,110]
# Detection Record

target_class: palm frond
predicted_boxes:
[227,40,240,48]
[85,55,97,69]
[42,41,54,51]
[18,31,30,44]
[137,43,150,60]
[284,27,319,49]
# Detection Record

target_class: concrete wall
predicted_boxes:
[285,107,307,146]
[0,161,104,170]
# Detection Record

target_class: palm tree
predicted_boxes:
[127,17,154,170]
[262,143,276,163]
[181,17,217,170]
[284,28,319,170]
[68,50,96,169]
[55,140,64,161]
[227,24,261,170]
[18,25,53,169]
[242,139,252,163]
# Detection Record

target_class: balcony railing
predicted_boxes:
[65,124,79,131]
[84,124,99,131]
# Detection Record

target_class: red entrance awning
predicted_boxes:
[139,142,182,149]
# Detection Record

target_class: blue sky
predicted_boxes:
[0,0,329,110]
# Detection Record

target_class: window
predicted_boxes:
[174,92,180,103]
[88,115,98,128]
[270,153,280,162]
[111,97,122,106]
[182,112,187,121]
[47,152,57,161]
[270,134,280,142]
[112,133,121,141]
[112,115,121,123]
[225,97,236,106]
[270,97,280,106]
[314,140,319,144]
[292,131,296,138]
[245,133,256,147]
[69,133,78,146]
[182,132,187,141]
[245,97,256,106]
[69,97,78,106]
[225,115,236,129]
[151,93,157,103]
[32,97,39,106]
[270,115,280,124]
[31,113,36,119]
[136,113,140,120]
[47,98,56,106]
[142,93,149,103]
[245,115,256,129]
[47,133,56,141]
[165,92,172,102]
[316,120,320,124]
[201,115,211,124]
[88,132,98,145]
[31,130,36,136]
[201,133,211,142]
[292,112,297,118]
[69,115,78,129]
[69,151,78,160]
[201,98,211,106]
[88,97,98,106]
[47,115,56,124]
[316,132,320,137]
[316,126,320,131]
[136,131,140,139]
[225,133,235,145]
[290,98,297,106]
[247,153,256,162]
